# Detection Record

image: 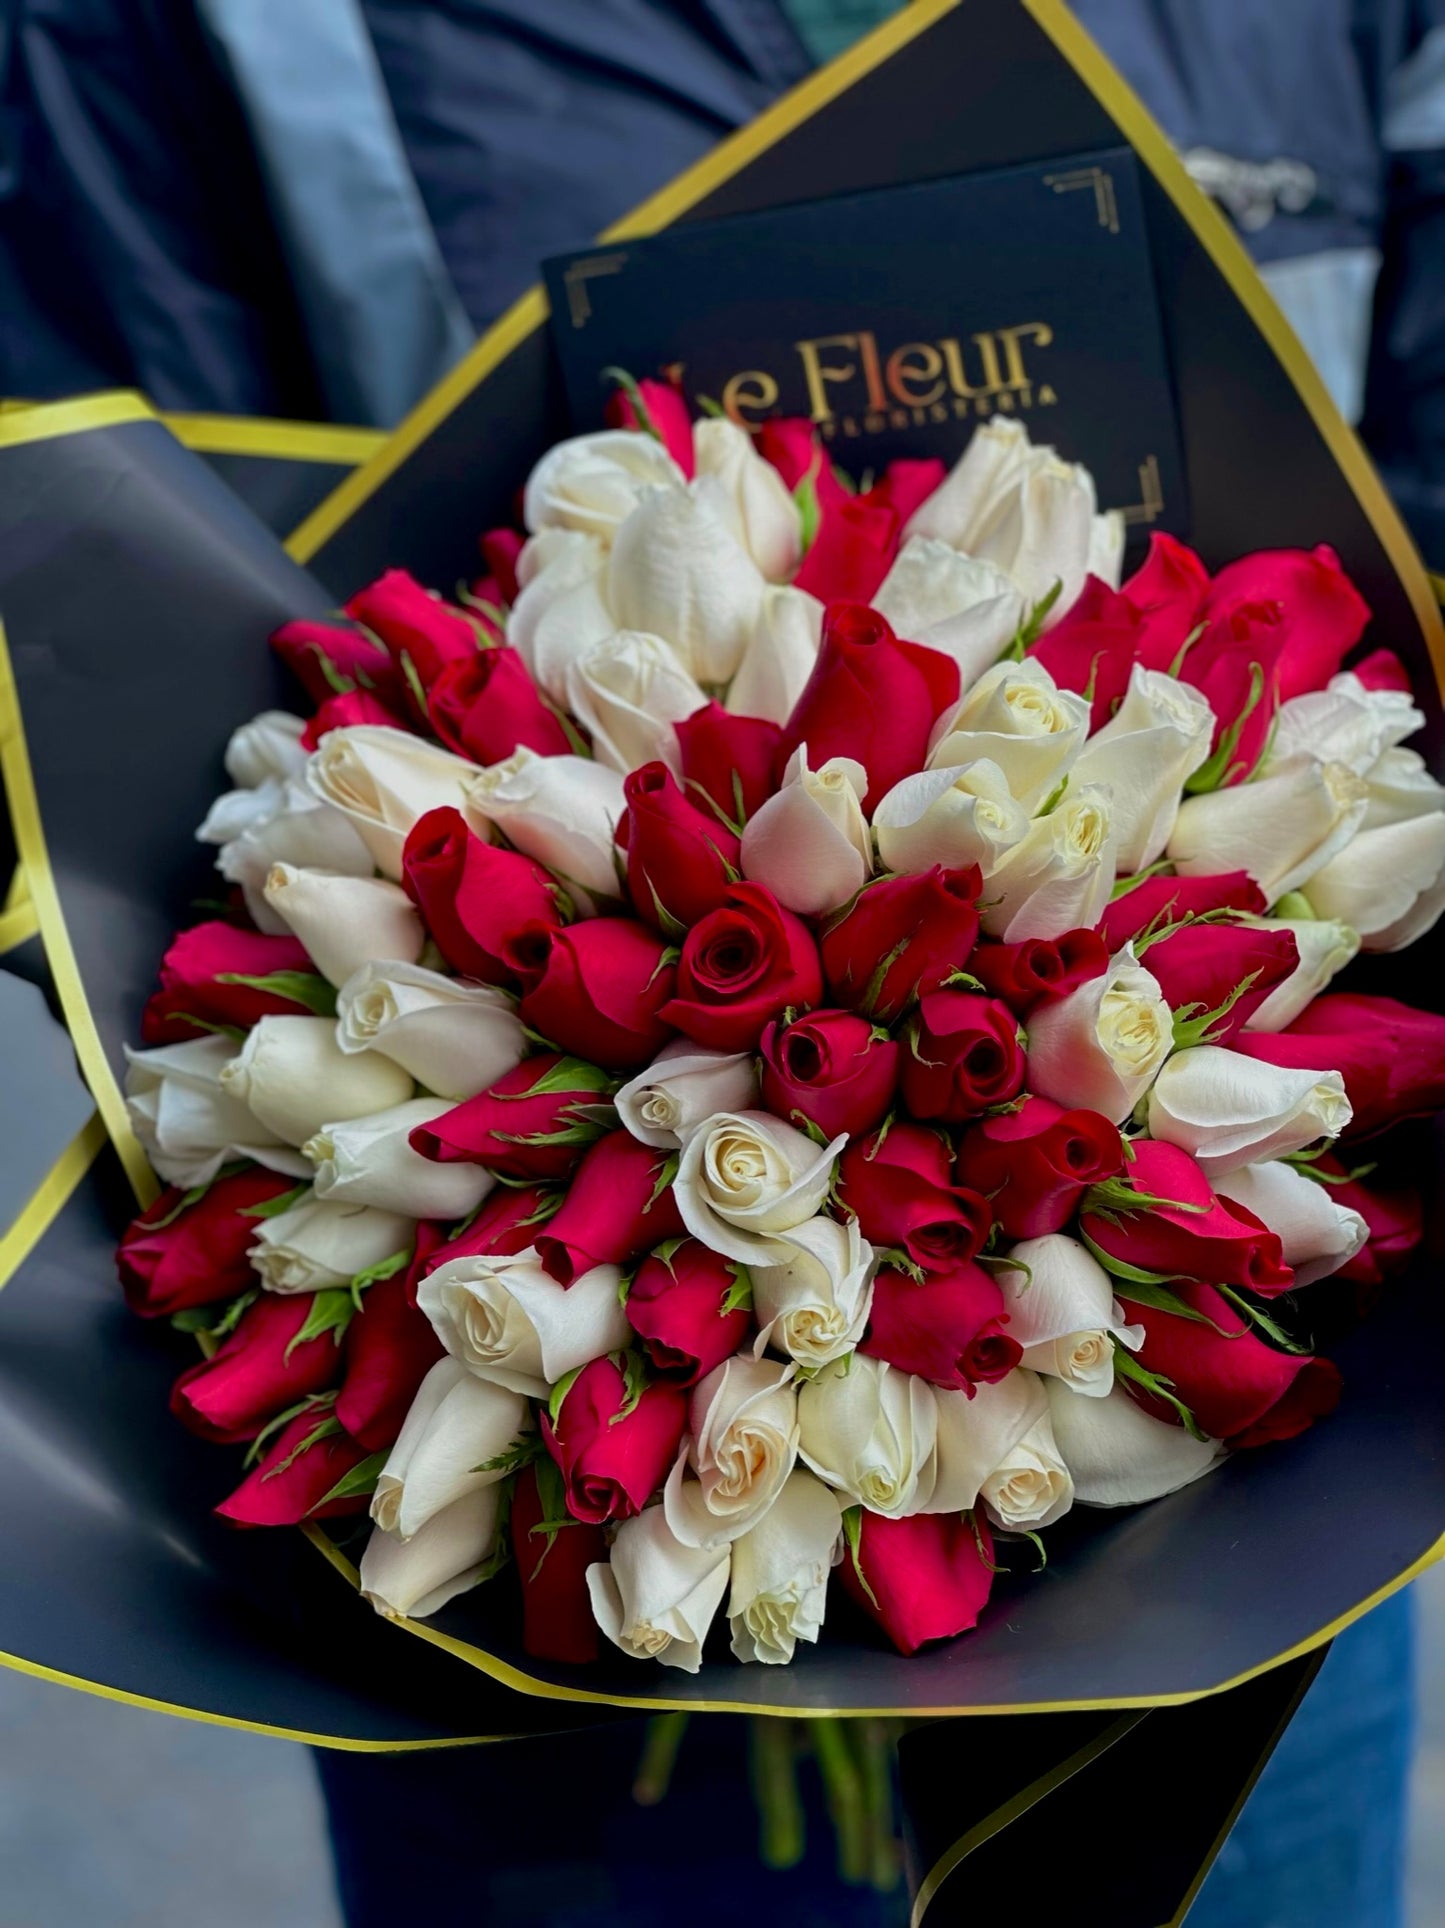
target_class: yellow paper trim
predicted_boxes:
[0,392,156,447]
[163,413,386,466]
[0,1112,106,1287]
[0,885,38,953]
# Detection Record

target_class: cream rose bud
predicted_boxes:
[1045,1378,1224,1507]
[223,710,309,787]
[1024,946,1172,1124]
[1268,671,1423,776]
[522,428,687,540]
[906,416,1034,546]
[751,1215,875,1371]
[371,1357,529,1540]
[927,1369,1048,1512]
[980,1412,1074,1530]
[1071,667,1214,872]
[727,1469,843,1666]
[607,484,767,685]
[973,454,1098,616]
[565,629,707,776]
[305,1098,495,1218]
[797,1353,938,1517]
[262,864,427,989]
[1362,746,1445,828]
[665,1356,800,1549]
[466,748,625,910]
[360,1486,502,1620]
[739,748,871,915]
[515,525,584,589]
[995,1234,1143,1396]
[586,1505,730,1673]
[873,538,1025,686]
[1088,510,1126,590]
[929,659,1089,812]
[614,1041,758,1149]
[335,961,526,1101]
[249,1197,412,1295]
[1307,811,1445,952]
[506,531,617,702]
[1241,917,1360,1032]
[307,726,481,880]
[872,758,1029,876]
[979,785,1118,942]
[219,1014,413,1146]
[726,585,823,727]
[207,781,375,933]
[1167,754,1368,902]
[692,417,802,582]
[417,1248,628,1398]
[124,1037,309,1187]
[1146,1047,1352,1175]
[1214,1159,1369,1288]
[674,1111,846,1265]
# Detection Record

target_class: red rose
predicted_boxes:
[900,990,1026,1123]
[301,688,409,748]
[1142,922,1299,1043]
[117,1165,297,1317]
[533,1131,684,1284]
[674,702,782,825]
[839,1509,996,1656]
[140,922,318,1044]
[1119,532,1211,669]
[511,918,676,1072]
[480,527,525,606]
[759,1009,899,1140]
[1350,646,1413,694]
[660,882,821,1051]
[861,1262,1018,1390]
[1233,993,1445,1138]
[170,1292,343,1443]
[618,762,742,930]
[1030,576,1146,729]
[335,1271,446,1450]
[408,1054,613,1181]
[819,866,981,1023]
[466,575,507,643]
[955,1095,1123,1240]
[271,615,400,706]
[541,1356,688,1525]
[214,1407,372,1528]
[793,492,899,604]
[866,457,947,528]
[510,1463,607,1664]
[777,604,958,810]
[401,807,562,984]
[428,647,570,764]
[1181,599,1289,785]
[1081,1140,1293,1295]
[1203,545,1370,699]
[344,567,479,694]
[1324,1158,1423,1294]
[625,1238,753,1383]
[969,928,1108,1015]
[837,1125,992,1273]
[1097,870,1266,951]
[604,375,696,477]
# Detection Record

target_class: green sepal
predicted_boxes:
[284,1287,359,1361]
[789,1110,831,1149]
[1131,904,1237,956]
[238,1183,311,1219]
[609,1349,650,1422]
[1036,774,1069,817]
[547,1366,584,1427]
[170,1286,258,1340]
[262,1413,343,1482]
[1079,1175,1209,1221]
[1184,661,1267,793]
[965,1508,1005,1574]
[1112,1343,1208,1442]
[474,1431,544,1476]
[1213,1283,1309,1354]
[794,457,823,555]
[1079,1231,1191,1293]
[215,969,338,1018]
[1170,969,1262,1051]
[721,1262,754,1316]
[169,1012,247,1042]
[143,1160,249,1230]
[1166,619,1209,680]
[312,1448,390,1511]
[349,1247,411,1305]
[1014,578,1064,655]
[525,1454,577,1580]
[840,1506,880,1610]
[1109,859,1174,902]
[493,1056,616,1100]
[243,1391,336,1469]
[645,880,688,941]
[874,1246,927,1284]
[600,365,661,442]
[645,1152,681,1213]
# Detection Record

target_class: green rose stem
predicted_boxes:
[853,1718,902,1892]
[808,1717,868,1883]
[631,1711,690,1807]
[749,1717,806,1870]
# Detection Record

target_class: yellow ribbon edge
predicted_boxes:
[0,1111,106,1289]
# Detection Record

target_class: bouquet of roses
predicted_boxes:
[117,389,1445,1675]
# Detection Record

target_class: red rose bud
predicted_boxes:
[1119,1279,1341,1448]
[1181,599,1288,785]
[215,1407,373,1528]
[512,918,676,1072]
[170,1292,345,1443]
[755,418,851,511]
[819,866,981,1023]
[840,1508,996,1656]
[661,882,822,1051]
[777,604,959,810]
[401,807,562,984]
[140,922,319,1044]
[428,647,571,764]
[970,928,1108,1014]
[837,1125,992,1273]
[604,374,696,476]
[1233,993,1445,1138]
[674,702,782,826]
[271,615,400,706]
[1203,544,1369,700]
[1351,646,1413,695]
[1081,1140,1293,1296]
[866,457,947,528]
[301,687,408,749]
[466,577,507,644]
[510,1462,607,1665]
[619,762,742,930]
[1142,921,1299,1045]
[759,1009,899,1140]
[956,1095,1123,1240]
[900,990,1026,1124]
[480,527,525,606]
[862,1262,1018,1391]
[792,492,899,605]
[1119,532,1211,670]
[541,1355,688,1525]
[118,1166,299,1317]
[533,1131,684,1284]
[344,567,479,693]
[1030,575,1146,728]
[1097,870,1267,951]
[409,1054,613,1181]
[335,1270,446,1451]
[1326,1160,1423,1295]
[625,1238,753,1383]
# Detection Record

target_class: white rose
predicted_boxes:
[1045,1378,1224,1507]
[218,1014,413,1146]
[1145,1046,1351,1175]
[797,1353,938,1517]
[906,416,1034,546]
[207,780,374,932]
[980,1412,1074,1530]
[692,417,802,581]
[1362,746,1444,828]
[224,710,309,787]
[726,585,823,726]
[371,1357,529,1539]
[359,1486,502,1619]
[124,1036,309,1187]
[929,659,1090,812]
[1241,917,1360,1031]
[305,1098,495,1218]
[249,1196,412,1294]
[335,961,526,1101]
[1307,811,1445,952]
[665,1355,799,1549]
[1071,667,1215,872]
[674,1111,845,1264]
[506,531,617,703]
[994,1234,1143,1397]
[979,784,1117,941]
[927,1369,1048,1513]
[1088,510,1126,590]
[727,1470,842,1665]
[608,484,766,684]
[306,726,480,880]
[262,863,426,989]
[1214,1160,1368,1288]
[565,629,707,776]
[872,538,1024,686]
[1268,671,1423,776]
[586,1505,730,1673]
[1167,755,1368,902]
[614,1040,758,1148]
[514,525,587,589]
[872,757,1029,876]
[466,748,625,910]
[739,747,871,915]
[1023,946,1172,1123]
[417,1247,628,1398]
[523,428,687,540]
[751,1215,876,1370]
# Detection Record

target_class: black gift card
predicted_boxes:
[545,146,1184,535]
